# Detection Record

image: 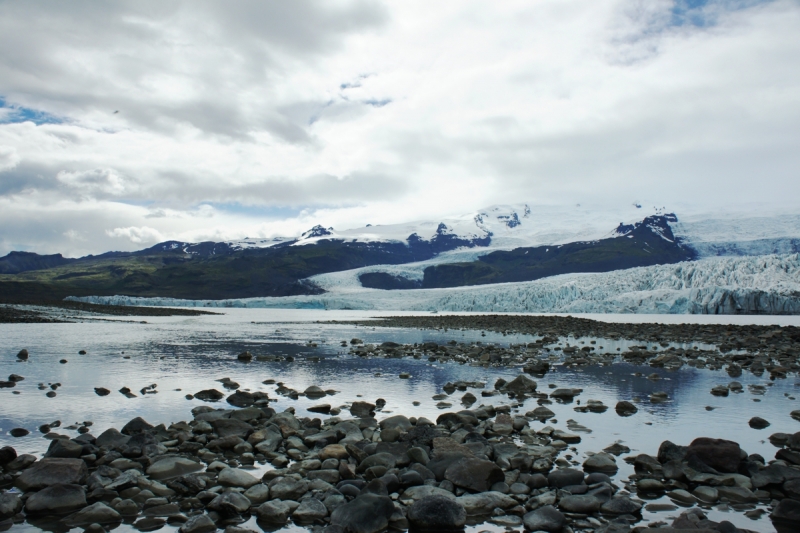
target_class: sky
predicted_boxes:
[1,0,799,257]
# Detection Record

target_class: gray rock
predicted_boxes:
[0,446,17,466]
[269,477,308,500]
[147,457,203,480]
[749,417,770,429]
[95,428,130,449]
[15,457,88,491]
[523,505,566,533]
[243,484,270,505]
[218,468,260,489]
[211,419,253,439]
[615,401,638,416]
[547,468,584,488]
[256,499,297,524]
[44,438,83,458]
[0,492,22,520]
[207,492,251,515]
[121,417,153,435]
[113,499,139,517]
[293,498,328,522]
[692,486,719,503]
[330,493,395,533]
[444,456,504,492]
[583,452,618,473]
[502,374,538,393]
[772,498,800,532]
[179,514,217,533]
[558,486,612,513]
[407,495,466,531]
[455,491,517,516]
[25,483,87,515]
[350,401,376,418]
[379,415,412,432]
[400,485,457,502]
[600,495,642,515]
[63,502,121,526]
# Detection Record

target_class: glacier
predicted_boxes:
[69,253,800,315]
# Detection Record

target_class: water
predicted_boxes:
[2,309,799,533]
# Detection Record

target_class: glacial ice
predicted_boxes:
[69,253,800,315]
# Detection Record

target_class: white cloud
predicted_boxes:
[106,226,165,245]
[0,0,798,256]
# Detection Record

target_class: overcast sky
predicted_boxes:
[1,0,799,256]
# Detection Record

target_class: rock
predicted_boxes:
[717,486,757,503]
[330,494,395,533]
[304,386,327,399]
[0,446,17,465]
[25,483,87,514]
[558,486,612,513]
[523,505,566,533]
[226,391,255,407]
[749,417,770,429]
[95,428,130,448]
[113,499,139,517]
[95,388,111,396]
[502,374,538,393]
[211,418,254,439]
[218,468,260,489]
[667,489,697,505]
[0,493,22,520]
[9,428,28,437]
[44,439,84,459]
[15,457,88,491]
[637,478,666,492]
[380,415,412,432]
[207,492,251,515]
[17,349,28,360]
[692,486,719,503]
[292,498,328,522]
[237,351,253,361]
[256,499,296,524]
[615,401,638,416]
[269,477,308,500]
[583,452,618,473]
[600,495,642,515]
[550,388,582,400]
[350,401,376,418]
[529,406,556,420]
[63,502,121,526]
[147,457,203,480]
[179,514,217,533]
[308,404,332,414]
[685,437,742,473]
[194,389,224,402]
[121,417,154,435]
[771,498,800,533]
[243,484,270,505]
[407,495,466,531]
[319,444,349,461]
[444,457,504,492]
[455,491,517,516]
[547,468,584,488]
[400,485,457,502]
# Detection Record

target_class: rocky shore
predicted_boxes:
[0,302,218,324]
[2,372,800,533]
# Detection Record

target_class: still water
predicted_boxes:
[2,309,800,532]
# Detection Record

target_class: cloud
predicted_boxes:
[0,0,798,256]
[106,226,165,245]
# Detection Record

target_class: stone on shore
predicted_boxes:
[15,457,88,491]
[25,483,87,514]
[330,494,395,533]
[147,457,204,480]
[63,502,121,526]
[408,495,466,531]
[523,505,566,533]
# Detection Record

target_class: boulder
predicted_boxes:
[25,483,87,515]
[523,505,566,533]
[226,391,255,407]
[685,438,742,473]
[455,491,517,516]
[207,492,252,515]
[121,417,153,435]
[194,389,224,402]
[0,493,22,520]
[600,495,642,515]
[44,438,83,459]
[211,418,254,439]
[95,428,130,449]
[330,494,395,533]
[15,457,88,491]
[772,498,800,533]
[408,495,466,531]
[179,514,217,533]
[292,498,328,522]
[256,499,298,524]
[615,401,638,416]
[502,374,538,393]
[350,401,376,418]
[218,468,260,489]
[63,502,121,526]
[269,477,308,500]
[583,452,618,474]
[444,457,504,492]
[0,446,17,466]
[547,468,584,488]
[147,457,203,480]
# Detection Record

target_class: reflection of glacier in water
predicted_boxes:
[71,253,800,315]
[1,310,799,532]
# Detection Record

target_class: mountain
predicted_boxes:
[2,204,799,308]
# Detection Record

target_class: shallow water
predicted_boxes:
[2,309,799,533]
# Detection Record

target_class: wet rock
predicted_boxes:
[379,415,412,432]
[350,401,375,418]
[147,457,203,481]
[256,499,297,524]
[692,486,719,503]
[218,468,259,489]
[685,437,742,473]
[551,388,582,401]
[226,391,255,407]
[17,349,28,360]
[25,483,87,514]
[194,389,224,402]
[269,477,308,500]
[178,513,217,533]
[529,406,556,420]
[547,468,584,488]
[455,491,517,516]
[749,417,770,429]
[330,493,395,533]
[293,498,328,522]
[95,388,111,396]
[0,446,16,465]
[319,444,349,461]
[243,484,270,505]
[444,456,504,492]
[308,404,331,414]
[211,418,253,439]
[771,498,800,533]
[121,417,154,435]
[63,502,121,526]
[207,492,251,515]
[600,495,642,515]
[558,486,613,513]
[237,351,253,362]
[9,428,29,437]
[583,452,618,474]
[45,438,83,458]
[523,505,566,533]
[502,374,538,393]
[0,493,22,520]
[113,499,139,517]
[615,401,638,416]
[15,457,89,491]
[407,494,466,531]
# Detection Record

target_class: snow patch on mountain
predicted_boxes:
[70,253,800,315]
